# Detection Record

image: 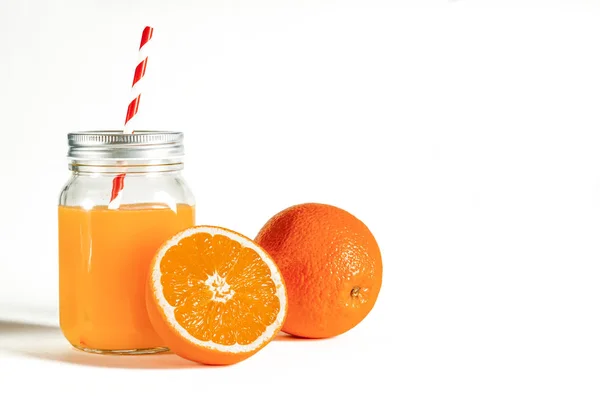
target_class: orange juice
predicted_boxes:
[58,203,195,353]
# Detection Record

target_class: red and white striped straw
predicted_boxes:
[109,26,154,208]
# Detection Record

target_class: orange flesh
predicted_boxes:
[159,233,280,346]
[58,204,194,350]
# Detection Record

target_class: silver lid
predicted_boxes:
[67,131,184,162]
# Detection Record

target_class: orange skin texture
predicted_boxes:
[255,203,383,339]
[146,226,287,366]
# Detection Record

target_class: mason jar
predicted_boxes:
[58,131,196,354]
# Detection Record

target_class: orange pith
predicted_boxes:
[162,233,281,345]
[147,226,287,365]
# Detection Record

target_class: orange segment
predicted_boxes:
[146,226,287,365]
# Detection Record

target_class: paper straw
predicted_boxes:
[109,26,154,209]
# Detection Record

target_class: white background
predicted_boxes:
[1,0,600,395]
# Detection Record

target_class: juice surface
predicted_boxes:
[58,203,195,351]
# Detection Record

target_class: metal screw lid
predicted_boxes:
[67,131,184,161]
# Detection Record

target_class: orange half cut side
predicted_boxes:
[146,225,287,365]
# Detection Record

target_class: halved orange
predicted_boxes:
[146,225,287,365]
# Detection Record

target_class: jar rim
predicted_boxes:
[67,131,185,161]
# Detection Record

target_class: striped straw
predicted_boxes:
[109,26,154,208]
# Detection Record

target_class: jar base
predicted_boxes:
[72,344,169,355]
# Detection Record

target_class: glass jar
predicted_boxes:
[58,131,195,354]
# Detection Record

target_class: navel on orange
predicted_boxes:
[255,203,382,339]
[146,226,287,365]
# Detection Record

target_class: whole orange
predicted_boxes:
[255,203,382,338]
